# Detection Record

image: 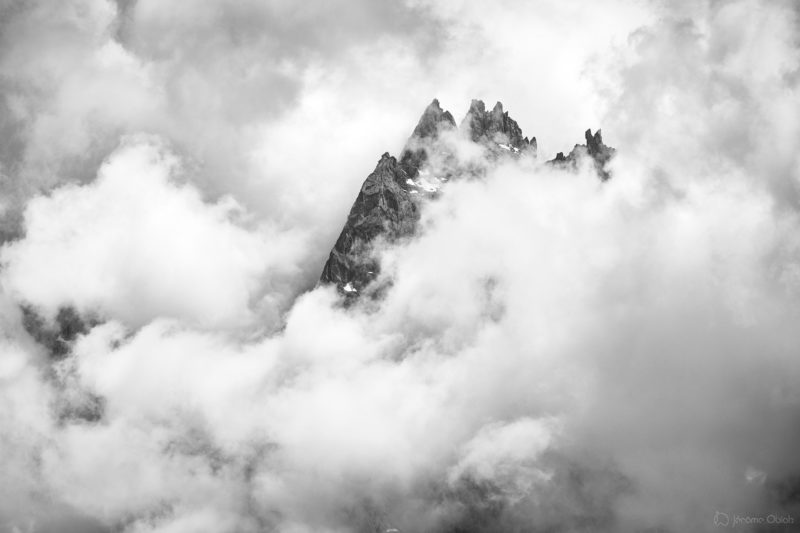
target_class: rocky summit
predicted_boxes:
[551,128,616,180]
[319,98,615,299]
[461,99,533,153]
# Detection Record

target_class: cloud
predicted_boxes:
[1,137,303,330]
[1,0,800,532]
[448,417,559,498]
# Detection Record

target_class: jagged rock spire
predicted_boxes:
[585,128,615,180]
[585,129,603,156]
[410,98,456,139]
[548,128,616,180]
[459,99,528,149]
[319,153,417,297]
[320,99,616,299]
[399,98,457,175]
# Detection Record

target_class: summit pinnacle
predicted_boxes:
[320,99,616,298]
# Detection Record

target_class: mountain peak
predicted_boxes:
[550,128,616,180]
[409,98,456,140]
[585,129,604,156]
[321,99,616,297]
[460,98,526,149]
[400,98,456,175]
[468,99,486,114]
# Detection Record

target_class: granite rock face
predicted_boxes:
[319,153,418,296]
[549,128,616,180]
[460,99,533,154]
[320,99,616,298]
[398,98,457,178]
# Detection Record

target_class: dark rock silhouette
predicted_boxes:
[399,98,456,177]
[320,99,616,298]
[547,128,616,180]
[460,99,532,153]
[319,153,418,298]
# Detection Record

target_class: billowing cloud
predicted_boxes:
[1,0,799,532]
[1,136,304,329]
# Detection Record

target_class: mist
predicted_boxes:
[1,0,799,532]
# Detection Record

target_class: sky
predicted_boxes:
[1,0,800,532]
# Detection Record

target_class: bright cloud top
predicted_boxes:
[1,137,297,329]
[0,0,799,532]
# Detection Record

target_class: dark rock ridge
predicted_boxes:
[461,99,535,154]
[319,99,616,298]
[550,128,616,180]
[319,153,418,296]
[398,98,456,178]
